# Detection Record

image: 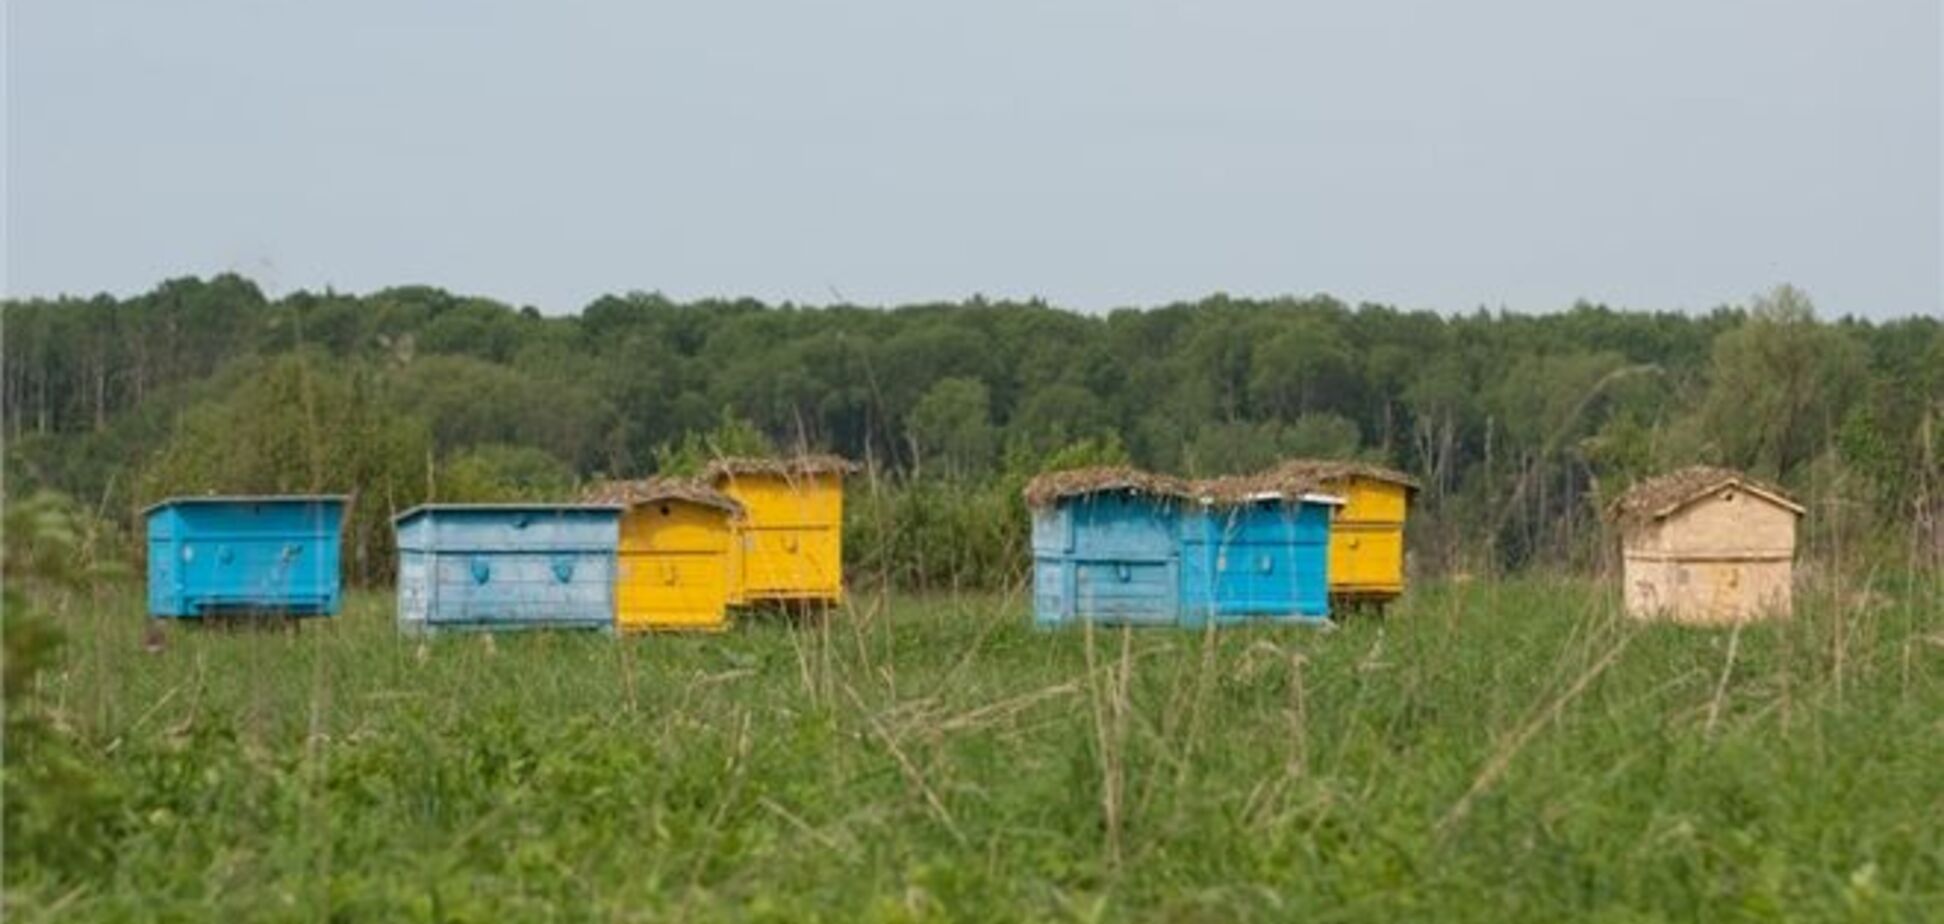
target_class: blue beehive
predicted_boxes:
[144,495,346,618]
[1027,469,1189,627]
[393,504,621,634]
[1180,492,1341,625]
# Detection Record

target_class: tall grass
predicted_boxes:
[6,573,1941,921]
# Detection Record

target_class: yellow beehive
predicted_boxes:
[1608,466,1803,624]
[704,455,857,606]
[587,478,743,632]
[1265,460,1419,607]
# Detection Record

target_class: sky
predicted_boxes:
[5,0,1939,319]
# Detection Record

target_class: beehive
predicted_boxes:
[143,495,346,618]
[1263,460,1418,607]
[1608,466,1803,624]
[587,478,743,632]
[704,456,856,606]
[1180,472,1343,624]
[1026,468,1189,627]
[393,504,620,634]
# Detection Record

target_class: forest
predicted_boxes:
[5,275,1940,586]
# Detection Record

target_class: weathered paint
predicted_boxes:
[144,495,345,618]
[712,472,845,604]
[393,504,619,634]
[1621,483,1799,623]
[1320,475,1411,604]
[1180,497,1336,624]
[616,499,738,632]
[1031,491,1183,627]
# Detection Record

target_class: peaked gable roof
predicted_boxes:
[1263,459,1420,492]
[583,477,744,515]
[702,455,858,481]
[1022,466,1192,509]
[1608,465,1804,528]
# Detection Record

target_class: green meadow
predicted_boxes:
[7,576,1941,922]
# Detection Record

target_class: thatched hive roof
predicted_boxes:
[583,477,744,514]
[1263,459,1420,492]
[1606,465,1803,528]
[702,454,859,481]
[1190,469,1341,506]
[1022,466,1192,509]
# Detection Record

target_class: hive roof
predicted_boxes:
[702,454,859,480]
[1022,466,1193,508]
[1190,469,1343,506]
[139,494,349,515]
[582,477,743,514]
[1607,465,1803,527]
[1262,459,1421,492]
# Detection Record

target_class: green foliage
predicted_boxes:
[1034,433,1131,470]
[137,354,435,583]
[907,377,997,478]
[1180,415,1363,476]
[651,408,775,477]
[5,276,1940,582]
[5,578,1941,918]
[1699,286,1868,477]
[436,444,577,502]
[3,492,130,877]
[847,476,1028,590]
[392,355,611,470]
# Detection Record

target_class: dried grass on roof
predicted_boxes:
[702,454,859,480]
[1264,459,1421,491]
[1607,465,1800,527]
[1191,469,1333,506]
[583,477,743,514]
[1022,466,1192,508]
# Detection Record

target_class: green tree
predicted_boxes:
[907,377,996,478]
[1697,285,1867,477]
[651,408,775,477]
[138,354,434,583]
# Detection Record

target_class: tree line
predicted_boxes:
[5,275,1940,586]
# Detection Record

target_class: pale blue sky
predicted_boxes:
[5,1,1939,318]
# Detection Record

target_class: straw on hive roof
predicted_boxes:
[1264,458,1421,491]
[1022,466,1192,509]
[583,477,744,514]
[1606,465,1802,528]
[701,454,859,480]
[1191,468,1336,506]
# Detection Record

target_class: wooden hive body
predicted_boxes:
[1031,490,1183,626]
[616,497,738,632]
[1618,478,1800,624]
[709,465,847,605]
[394,504,619,634]
[1319,475,1411,603]
[145,495,346,618]
[1180,497,1337,625]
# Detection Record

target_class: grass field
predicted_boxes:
[7,575,1943,921]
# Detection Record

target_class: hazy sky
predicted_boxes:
[6,1,1939,318]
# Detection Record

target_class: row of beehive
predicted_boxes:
[143,457,854,633]
[1025,460,1419,626]
[401,456,855,633]
[142,459,1799,629]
